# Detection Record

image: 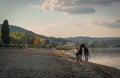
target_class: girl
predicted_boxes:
[84,46,90,62]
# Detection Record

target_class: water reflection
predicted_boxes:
[68,48,120,70]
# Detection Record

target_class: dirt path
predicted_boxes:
[0,49,120,78]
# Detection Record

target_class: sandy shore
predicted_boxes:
[0,49,120,78]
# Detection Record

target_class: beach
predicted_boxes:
[0,49,120,78]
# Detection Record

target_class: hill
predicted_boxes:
[67,36,120,42]
[0,24,46,38]
[67,36,120,48]
[0,24,120,47]
[0,24,69,45]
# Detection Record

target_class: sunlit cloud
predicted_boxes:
[28,0,120,14]
[1,0,120,37]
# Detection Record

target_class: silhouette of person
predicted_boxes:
[84,46,90,62]
[75,44,84,62]
[75,43,88,62]
[74,47,79,62]
[78,45,83,62]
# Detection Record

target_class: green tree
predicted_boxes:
[1,20,10,46]
[10,32,22,46]
[10,32,30,47]
[21,32,28,47]
[0,29,1,41]
[47,44,52,49]
[62,41,66,45]
[0,29,1,38]
[44,39,50,44]
[0,29,2,48]
[28,34,34,44]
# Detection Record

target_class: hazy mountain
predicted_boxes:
[0,24,31,33]
[0,24,46,38]
[67,36,120,47]
[0,24,120,46]
[67,36,120,42]
[66,36,98,42]
[0,24,68,45]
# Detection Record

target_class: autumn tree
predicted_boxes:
[34,36,41,47]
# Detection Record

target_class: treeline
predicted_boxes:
[89,40,120,48]
[0,20,69,49]
[1,20,118,49]
[0,20,59,48]
[68,36,120,48]
[77,40,120,48]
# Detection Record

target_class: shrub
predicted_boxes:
[56,45,73,50]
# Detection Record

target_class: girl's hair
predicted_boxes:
[80,43,85,48]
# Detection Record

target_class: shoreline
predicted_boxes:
[68,49,120,70]
[0,49,120,78]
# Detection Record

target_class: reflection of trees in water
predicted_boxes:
[89,48,120,57]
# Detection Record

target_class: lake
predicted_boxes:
[68,48,120,70]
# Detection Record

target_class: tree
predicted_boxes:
[44,39,50,44]
[10,32,22,46]
[0,29,1,38]
[47,44,52,49]
[1,20,10,46]
[10,32,30,47]
[27,34,34,45]
[0,29,2,48]
[34,36,41,47]
[62,41,66,45]
[21,32,28,47]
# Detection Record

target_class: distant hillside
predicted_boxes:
[0,24,32,33]
[0,24,46,38]
[0,24,120,47]
[66,36,98,42]
[67,36,120,42]
[0,24,69,45]
[67,36,120,47]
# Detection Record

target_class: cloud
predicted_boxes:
[27,20,120,37]
[91,0,120,5]
[101,18,120,28]
[41,0,96,14]
[44,17,120,29]
[82,19,101,25]
[86,18,120,28]
[29,0,96,14]
[29,0,120,14]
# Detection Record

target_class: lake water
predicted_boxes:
[68,48,120,70]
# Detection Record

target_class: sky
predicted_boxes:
[0,0,120,38]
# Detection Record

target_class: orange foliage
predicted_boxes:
[34,36,41,46]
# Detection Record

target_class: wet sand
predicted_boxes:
[0,49,120,78]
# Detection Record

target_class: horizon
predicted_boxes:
[0,0,120,38]
[1,24,120,38]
